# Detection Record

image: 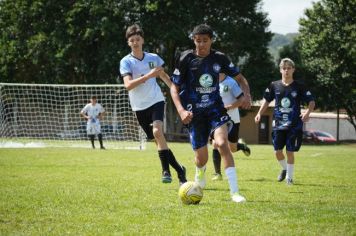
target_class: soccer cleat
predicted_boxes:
[195,167,206,189]
[286,178,294,185]
[211,173,223,181]
[162,171,172,183]
[238,139,251,156]
[277,170,287,182]
[178,166,187,186]
[231,193,246,203]
[100,146,106,150]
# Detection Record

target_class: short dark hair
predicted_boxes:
[91,95,97,100]
[125,24,144,39]
[191,24,213,38]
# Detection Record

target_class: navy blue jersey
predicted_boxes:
[264,80,314,130]
[172,49,240,114]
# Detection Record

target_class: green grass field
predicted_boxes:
[0,143,355,235]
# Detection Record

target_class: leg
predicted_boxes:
[88,135,95,149]
[194,145,209,188]
[286,151,295,185]
[284,128,302,185]
[98,133,105,149]
[214,124,245,203]
[273,130,287,181]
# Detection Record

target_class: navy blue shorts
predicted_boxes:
[272,128,303,152]
[135,101,165,140]
[228,122,240,143]
[189,108,230,150]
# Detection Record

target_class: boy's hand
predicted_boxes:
[179,110,193,125]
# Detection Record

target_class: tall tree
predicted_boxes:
[298,0,356,131]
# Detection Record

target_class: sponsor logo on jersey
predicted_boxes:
[213,63,221,73]
[291,91,297,98]
[281,97,291,108]
[173,68,180,75]
[199,74,213,88]
[201,94,210,103]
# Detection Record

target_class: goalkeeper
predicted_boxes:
[80,96,106,149]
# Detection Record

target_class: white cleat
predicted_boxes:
[231,193,246,203]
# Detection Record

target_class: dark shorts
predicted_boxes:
[272,128,303,152]
[189,108,230,150]
[135,101,165,140]
[228,122,240,143]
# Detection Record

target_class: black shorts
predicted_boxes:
[272,128,303,152]
[135,101,165,140]
[228,122,240,143]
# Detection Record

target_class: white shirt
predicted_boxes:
[120,52,165,111]
[219,76,243,123]
[81,103,105,123]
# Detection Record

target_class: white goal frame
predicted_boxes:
[0,83,146,149]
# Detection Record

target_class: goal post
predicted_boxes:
[0,83,146,149]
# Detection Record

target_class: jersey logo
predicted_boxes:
[173,68,180,75]
[265,88,270,92]
[148,61,155,69]
[281,97,291,108]
[291,91,297,97]
[199,74,213,88]
[213,63,221,73]
[306,91,312,96]
[229,62,235,68]
[223,85,229,92]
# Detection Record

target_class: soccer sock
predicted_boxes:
[278,159,287,170]
[225,167,239,195]
[287,164,294,180]
[98,133,104,147]
[167,149,184,173]
[158,150,170,173]
[89,135,95,148]
[212,149,221,174]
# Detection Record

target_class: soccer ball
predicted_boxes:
[178,181,203,205]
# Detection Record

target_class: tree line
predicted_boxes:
[0,0,354,131]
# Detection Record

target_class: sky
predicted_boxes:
[261,0,319,34]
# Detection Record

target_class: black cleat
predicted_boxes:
[162,171,172,183]
[100,146,106,150]
[178,166,187,185]
[277,170,287,182]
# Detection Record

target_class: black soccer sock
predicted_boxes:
[98,133,104,148]
[212,149,221,175]
[237,143,245,152]
[158,150,171,173]
[167,149,184,174]
[89,135,95,148]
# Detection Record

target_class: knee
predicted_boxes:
[214,137,229,151]
[152,127,163,140]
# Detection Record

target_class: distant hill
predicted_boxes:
[268,33,298,62]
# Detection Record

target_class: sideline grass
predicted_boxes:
[0,143,355,235]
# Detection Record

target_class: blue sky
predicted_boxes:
[261,0,319,34]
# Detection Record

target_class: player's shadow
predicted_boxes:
[244,177,273,182]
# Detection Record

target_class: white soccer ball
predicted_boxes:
[178,181,203,205]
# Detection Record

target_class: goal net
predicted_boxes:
[0,83,146,149]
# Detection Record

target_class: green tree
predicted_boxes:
[298,0,356,131]
[0,0,127,84]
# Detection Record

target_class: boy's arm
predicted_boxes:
[123,67,163,91]
[170,84,193,124]
[254,99,270,123]
[301,100,315,122]
[225,95,244,111]
[158,70,172,88]
[234,73,251,109]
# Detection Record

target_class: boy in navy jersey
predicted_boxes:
[255,58,315,185]
[171,24,251,203]
[120,24,186,185]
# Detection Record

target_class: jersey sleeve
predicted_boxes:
[218,53,240,77]
[99,104,105,113]
[230,79,243,98]
[81,104,89,114]
[156,54,165,67]
[300,83,315,104]
[119,57,132,77]
[263,82,275,102]
[171,51,187,86]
